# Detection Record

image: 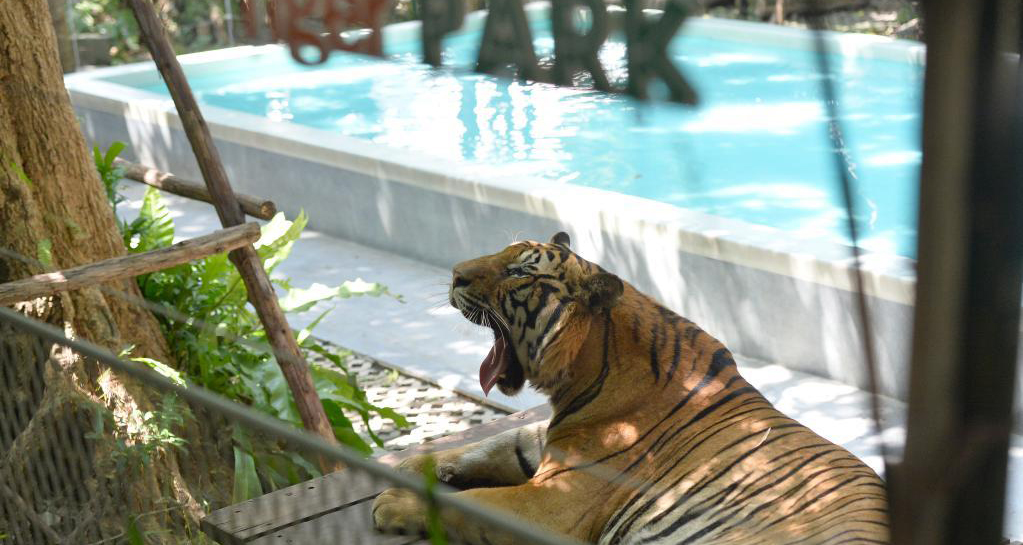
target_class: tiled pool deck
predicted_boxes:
[117,181,1023,539]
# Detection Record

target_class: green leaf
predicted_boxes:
[124,515,145,545]
[421,456,448,545]
[279,279,390,314]
[321,398,353,428]
[257,210,307,273]
[310,365,360,403]
[337,278,391,298]
[140,186,174,246]
[252,452,291,492]
[285,451,321,479]
[36,239,53,269]
[375,406,411,428]
[335,426,374,456]
[322,399,372,456]
[126,186,174,253]
[279,283,339,314]
[131,356,185,387]
[296,308,332,346]
[104,141,126,168]
[241,356,302,425]
[232,425,255,452]
[200,253,231,285]
[232,447,264,503]
[305,342,351,373]
[93,142,127,212]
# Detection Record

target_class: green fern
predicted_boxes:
[124,186,175,253]
[97,173,408,496]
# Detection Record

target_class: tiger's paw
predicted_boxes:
[372,488,427,535]
[395,453,462,485]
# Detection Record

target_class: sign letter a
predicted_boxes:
[475,0,542,81]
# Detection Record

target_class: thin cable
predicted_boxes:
[0,306,583,545]
[806,11,890,471]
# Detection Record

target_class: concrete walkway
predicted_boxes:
[118,181,1023,539]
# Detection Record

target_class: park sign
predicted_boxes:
[270,0,698,105]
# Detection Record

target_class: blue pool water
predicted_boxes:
[139,19,923,257]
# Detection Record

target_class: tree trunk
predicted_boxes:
[0,0,230,542]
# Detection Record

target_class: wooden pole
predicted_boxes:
[0,223,260,306]
[123,0,340,457]
[891,0,1022,543]
[115,159,277,220]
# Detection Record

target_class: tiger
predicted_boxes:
[372,232,889,544]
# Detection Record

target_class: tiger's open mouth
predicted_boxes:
[454,299,524,396]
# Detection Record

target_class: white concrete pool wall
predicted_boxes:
[65,3,1023,432]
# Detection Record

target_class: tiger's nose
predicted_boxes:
[452,273,471,289]
[452,261,484,289]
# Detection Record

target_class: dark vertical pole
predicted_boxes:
[892,0,1022,543]
[123,0,341,464]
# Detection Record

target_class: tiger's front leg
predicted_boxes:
[373,482,591,544]
[374,421,573,543]
[391,420,548,489]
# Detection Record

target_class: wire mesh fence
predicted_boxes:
[0,305,583,544]
[10,0,1023,542]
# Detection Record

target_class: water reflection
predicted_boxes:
[161,23,922,257]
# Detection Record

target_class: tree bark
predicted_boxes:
[0,0,230,541]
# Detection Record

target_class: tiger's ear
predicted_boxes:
[550,231,571,247]
[578,272,623,309]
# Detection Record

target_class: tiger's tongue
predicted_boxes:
[479,335,509,396]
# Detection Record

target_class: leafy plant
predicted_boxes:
[86,389,189,474]
[94,141,126,215]
[72,0,242,63]
[139,189,407,491]
[94,142,408,498]
[72,0,140,60]
[122,181,174,252]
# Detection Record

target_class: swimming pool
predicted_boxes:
[69,5,959,424]
[139,11,924,257]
